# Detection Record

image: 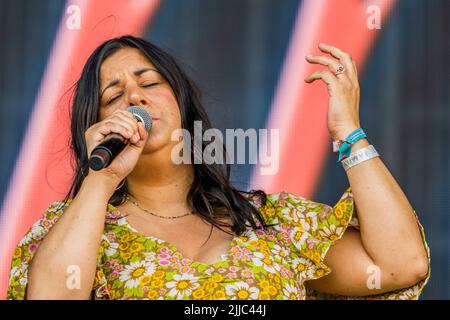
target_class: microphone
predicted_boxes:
[88,106,152,171]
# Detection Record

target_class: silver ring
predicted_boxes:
[334,64,345,75]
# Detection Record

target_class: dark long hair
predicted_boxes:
[62,35,270,237]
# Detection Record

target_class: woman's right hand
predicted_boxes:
[84,109,149,185]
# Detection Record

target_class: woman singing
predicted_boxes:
[7,36,430,300]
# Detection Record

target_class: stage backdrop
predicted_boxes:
[0,0,449,299]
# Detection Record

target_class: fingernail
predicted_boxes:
[306,54,313,58]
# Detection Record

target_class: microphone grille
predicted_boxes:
[127,106,152,132]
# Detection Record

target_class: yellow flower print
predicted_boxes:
[258,280,270,289]
[297,263,306,272]
[315,268,326,278]
[304,250,314,260]
[139,275,152,286]
[259,291,271,299]
[211,274,223,283]
[263,257,274,266]
[118,243,130,251]
[267,285,277,296]
[238,290,250,299]
[265,206,276,217]
[293,230,308,247]
[132,267,145,278]
[166,274,200,299]
[193,288,205,299]
[153,270,165,280]
[120,252,132,260]
[313,252,322,264]
[129,243,143,253]
[119,261,157,289]
[333,202,347,219]
[203,280,219,291]
[258,239,268,247]
[288,208,295,218]
[150,279,164,289]
[147,290,158,300]
[120,233,138,243]
[340,218,348,226]
[13,247,22,259]
[214,290,226,299]
[95,270,105,284]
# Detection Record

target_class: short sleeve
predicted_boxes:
[281,186,431,300]
[6,200,71,299]
[6,199,111,300]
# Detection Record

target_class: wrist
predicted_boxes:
[331,124,361,141]
[332,126,368,162]
[82,172,121,199]
[348,138,369,152]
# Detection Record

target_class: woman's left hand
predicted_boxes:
[304,43,361,141]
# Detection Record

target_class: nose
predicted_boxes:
[128,95,148,108]
[126,86,149,108]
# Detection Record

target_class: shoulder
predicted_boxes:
[256,191,333,224]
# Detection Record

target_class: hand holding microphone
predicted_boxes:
[85,106,152,183]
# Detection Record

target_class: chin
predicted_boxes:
[141,133,173,154]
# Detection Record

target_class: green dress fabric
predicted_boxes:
[7,186,430,300]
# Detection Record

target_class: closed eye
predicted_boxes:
[107,93,122,105]
[141,82,159,88]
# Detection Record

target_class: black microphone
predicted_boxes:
[88,106,152,171]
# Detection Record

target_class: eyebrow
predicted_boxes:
[100,67,159,97]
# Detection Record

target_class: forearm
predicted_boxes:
[27,174,116,299]
[345,139,428,281]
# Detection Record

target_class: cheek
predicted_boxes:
[159,91,182,128]
[98,106,115,121]
[98,110,107,121]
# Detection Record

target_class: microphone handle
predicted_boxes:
[88,133,128,171]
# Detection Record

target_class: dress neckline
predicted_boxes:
[108,203,245,267]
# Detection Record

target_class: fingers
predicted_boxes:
[304,70,336,85]
[305,54,350,81]
[98,121,135,141]
[318,43,352,67]
[109,110,142,141]
[91,110,140,143]
[134,122,148,146]
[137,121,147,138]
[110,110,139,134]
[317,43,357,81]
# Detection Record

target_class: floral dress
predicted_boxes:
[7,186,430,300]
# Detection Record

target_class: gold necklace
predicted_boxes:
[125,194,194,220]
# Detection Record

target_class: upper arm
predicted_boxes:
[304,227,411,296]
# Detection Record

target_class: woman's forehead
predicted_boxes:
[100,47,156,80]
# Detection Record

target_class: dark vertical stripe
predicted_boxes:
[0,0,65,209]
